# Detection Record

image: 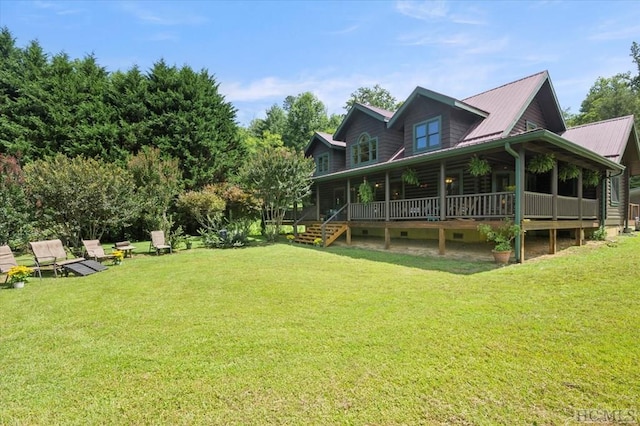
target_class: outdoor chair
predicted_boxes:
[1,245,41,282]
[82,239,115,263]
[149,230,172,255]
[29,239,86,278]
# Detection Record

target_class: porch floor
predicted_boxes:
[330,235,597,263]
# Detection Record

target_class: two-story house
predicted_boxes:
[300,71,640,262]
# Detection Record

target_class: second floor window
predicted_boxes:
[351,133,378,166]
[316,153,329,174]
[415,117,441,151]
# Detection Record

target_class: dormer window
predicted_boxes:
[316,153,329,174]
[414,117,441,152]
[351,133,378,166]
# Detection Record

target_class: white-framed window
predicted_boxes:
[414,117,441,152]
[351,133,378,166]
[316,153,329,174]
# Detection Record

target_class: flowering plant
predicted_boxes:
[112,250,124,263]
[313,237,323,247]
[286,234,295,243]
[7,265,34,284]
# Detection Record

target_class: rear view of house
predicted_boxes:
[300,71,640,262]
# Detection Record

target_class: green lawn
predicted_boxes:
[1,237,639,424]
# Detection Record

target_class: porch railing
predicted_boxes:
[347,191,598,221]
[389,197,439,220]
[524,192,597,219]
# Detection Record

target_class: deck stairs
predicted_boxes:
[294,222,348,247]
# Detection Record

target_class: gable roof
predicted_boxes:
[387,86,488,129]
[459,70,565,145]
[304,131,345,156]
[561,115,637,163]
[333,103,394,140]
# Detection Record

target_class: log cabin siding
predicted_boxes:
[401,97,453,155]
[605,170,626,227]
[511,98,547,135]
[450,109,483,145]
[308,144,345,175]
[344,113,400,168]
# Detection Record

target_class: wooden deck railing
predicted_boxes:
[346,191,598,221]
[389,197,439,220]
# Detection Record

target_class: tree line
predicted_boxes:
[2,22,639,250]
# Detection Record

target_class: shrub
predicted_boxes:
[591,226,607,241]
[198,215,250,249]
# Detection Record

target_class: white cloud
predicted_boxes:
[396,0,448,21]
[118,1,208,26]
[588,25,640,41]
[395,0,486,25]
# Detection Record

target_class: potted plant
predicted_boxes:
[402,168,420,186]
[111,249,125,265]
[558,163,580,182]
[358,179,374,204]
[583,169,601,187]
[467,156,492,177]
[477,219,521,264]
[527,153,555,174]
[7,265,34,289]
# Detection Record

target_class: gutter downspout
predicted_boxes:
[505,142,522,263]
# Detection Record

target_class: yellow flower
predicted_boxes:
[112,250,125,262]
[7,265,34,284]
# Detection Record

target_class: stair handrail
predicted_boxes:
[321,204,348,246]
[293,205,317,236]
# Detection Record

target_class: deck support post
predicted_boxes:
[384,227,390,249]
[346,226,351,245]
[575,228,584,246]
[549,229,557,254]
[438,227,446,255]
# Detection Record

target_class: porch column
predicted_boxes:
[577,169,583,221]
[316,186,320,221]
[347,178,351,221]
[385,171,390,222]
[551,162,558,221]
[516,147,526,262]
[577,169,584,245]
[439,161,446,221]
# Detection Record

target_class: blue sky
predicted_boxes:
[1,1,639,126]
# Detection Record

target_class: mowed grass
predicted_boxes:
[1,237,639,425]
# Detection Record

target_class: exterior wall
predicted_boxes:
[604,170,626,228]
[510,98,547,135]
[344,113,403,169]
[348,226,485,243]
[400,97,481,156]
[401,97,452,155]
[308,144,345,175]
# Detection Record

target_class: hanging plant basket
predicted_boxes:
[558,163,580,182]
[527,153,555,174]
[583,169,601,187]
[467,156,492,177]
[402,168,420,186]
[358,179,374,204]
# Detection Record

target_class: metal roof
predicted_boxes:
[561,115,635,163]
[334,103,394,140]
[303,131,345,156]
[460,71,549,144]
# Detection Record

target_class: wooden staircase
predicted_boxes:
[295,222,348,247]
